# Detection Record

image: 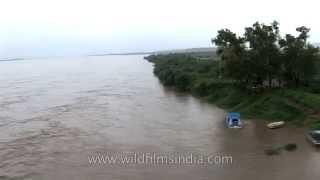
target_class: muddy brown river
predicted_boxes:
[0,55,319,180]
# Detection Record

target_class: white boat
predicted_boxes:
[267,121,285,129]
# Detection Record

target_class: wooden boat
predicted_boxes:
[226,112,242,128]
[267,121,285,129]
[306,130,320,146]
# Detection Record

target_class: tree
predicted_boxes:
[244,21,281,87]
[279,28,319,86]
[213,21,319,88]
[212,29,247,83]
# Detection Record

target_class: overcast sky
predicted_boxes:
[0,0,319,59]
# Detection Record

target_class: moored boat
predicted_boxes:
[306,130,320,146]
[226,112,242,128]
[267,121,285,129]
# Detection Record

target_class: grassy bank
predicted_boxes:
[146,54,320,129]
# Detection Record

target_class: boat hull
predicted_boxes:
[267,121,285,129]
[306,131,320,146]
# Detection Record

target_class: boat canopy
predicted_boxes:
[226,112,242,128]
[227,112,240,119]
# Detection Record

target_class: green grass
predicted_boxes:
[205,87,307,122]
[279,90,320,110]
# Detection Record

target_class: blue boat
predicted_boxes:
[225,112,242,128]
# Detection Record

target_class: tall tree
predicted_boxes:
[213,21,319,88]
[244,21,281,87]
[279,27,319,86]
[212,29,247,82]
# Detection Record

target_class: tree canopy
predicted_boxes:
[212,21,320,88]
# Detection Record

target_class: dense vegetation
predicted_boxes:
[145,21,320,128]
[213,21,319,88]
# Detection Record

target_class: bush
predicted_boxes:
[174,72,192,91]
[310,121,320,130]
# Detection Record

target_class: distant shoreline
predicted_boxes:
[88,47,217,57]
[0,58,26,62]
[88,52,152,56]
[0,47,217,60]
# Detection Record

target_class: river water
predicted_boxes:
[0,55,319,180]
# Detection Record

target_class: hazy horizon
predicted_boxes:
[1,0,320,59]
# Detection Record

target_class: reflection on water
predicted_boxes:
[0,55,319,180]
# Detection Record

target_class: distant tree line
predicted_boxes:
[212,21,320,88]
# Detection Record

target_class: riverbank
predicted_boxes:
[145,54,320,129]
